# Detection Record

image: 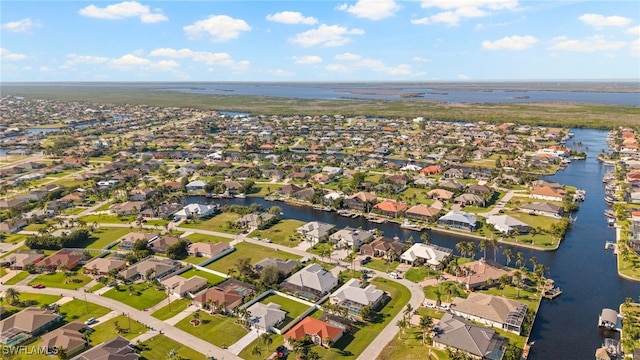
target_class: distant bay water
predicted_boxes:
[155,82,640,106]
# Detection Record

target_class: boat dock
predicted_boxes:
[542,279,562,300]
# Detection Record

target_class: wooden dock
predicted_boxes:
[542,279,562,300]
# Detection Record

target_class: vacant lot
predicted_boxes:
[140,334,207,360]
[28,272,92,290]
[103,283,167,310]
[248,219,305,246]
[205,242,301,273]
[175,312,247,348]
[181,212,241,234]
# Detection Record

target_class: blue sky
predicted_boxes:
[1,0,639,81]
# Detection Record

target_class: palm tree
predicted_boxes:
[529,256,538,273]
[466,242,477,259]
[421,232,430,245]
[5,287,20,305]
[479,240,487,260]
[403,304,414,321]
[251,345,262,360]
[261,332,273,352]
[491,236,499,261]
[396,318,408,338]
[166,348,179,360]
[515,252,525,269]
[419,314,433,345]
[324,336,334,348]
[455,242,467,258]
[503,248,512,267]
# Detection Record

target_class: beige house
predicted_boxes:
[83,257,128,276]
[39,321,88,356]
[0,307,62,345]
[161,275,208,297]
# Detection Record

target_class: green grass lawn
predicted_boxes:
[3,271,30,285]
[423,281,468,303]
[63,207,87,215]
[58,299,111,323]
[139,334,207,360]
[22,223,48,232]
[103,283,167,310]
[364,258,399,273]
[28,271,92,290]
[88,281,106,293]
[205,242,301,273]
[376,327,450,360]
[182,256,210,265]
[2,233,28,244]
[86,227,134,249]
[145,219,170,227]
[185,232,234,243]
[179,268,225,285]
[175,312,248,348]
[80,214,133,224]
[404,268,437,283]
[399,188,434,205]
[259,293,312,327]
[238,333,284,360]
[151,297,191,321]
[252,184,284,197]
[619,252,640,279]
[311,278,412,360]
[91,315,148,344]
[248,219,306,247]
[180,212,242,234]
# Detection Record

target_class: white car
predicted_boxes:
[439,304,450,311]
[388,272,400,279]
[423,301,436,309]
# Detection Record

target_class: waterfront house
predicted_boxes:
[0,307,62,345]
[519,202,564,218]
[297,221,336,244]
[405,204,441,221]
[344,191,377,212]
[400,243,453,267]
[437,211,477,232]
[458,259,516,290]
[173,203,218,220]
[432,313,508,360]
[275,184,302,197]
[236,212,275,229]
[185,180,207,192]
[450,292,527,335]
[329,278,384,318]
[157,203,183,219]
[284,317,343,348]
[372,199,407,218]
[329,227,374,249]
[281,263,338,300]
[247,302,286,333]
[486,215,531,234]
[530,186,566,202]
[161,275,208,298]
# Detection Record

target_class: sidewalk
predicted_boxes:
[164,304,199,326]
[227,329,260,355]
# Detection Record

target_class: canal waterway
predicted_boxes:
[189,128,639,358]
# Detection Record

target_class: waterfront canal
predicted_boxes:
[193,128,639,358]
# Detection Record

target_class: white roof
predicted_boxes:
[330,278,384,306]
[486,215,529,232]
[400,243,453,266]
[439,210,477,225]
[247,302,286,330]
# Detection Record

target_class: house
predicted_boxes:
[519,202,564,218]
[222,180,243,194]
[236,212,275,229]
[284,317,343,348]
[0,198,27,210]
[467,184,493,196]
[2,250,46,270]
[83,257,127,276]
[530,186,566,202]
[185,180,207,192]
[458,259,515,290]
[119,232,160,250]
[276,184,302,197]
[344,191,377,212]
[372,200,407,218]
[253,257,299,276]
[148,235,183,253]
[437,211,477,232]
[119,258,180,281]
[161,275,208,298]
[432,313,508,360]
[0,219,27,233]
[329,279,385,318]
[486,215,531,234]
[405,205,441,221]
[450,292,528,335]
[454,193,486,207]
[359,236,404,259]
[39,321,88,356]
[311,173,332,184]
[427,188,455,201]
[247,302,286,333]
[188,242,231,258]
[156,203,183,219]
[292,187,316,201]
[281,263,338,300]
[329,227,374,249]
[0,307,62,345]
[420,165,442,176]
[173,203,218,220]
[192,286,244,313]
[109,201,145,216]
[297,221,336,244]
[35,250,84,271]
[130,188,156,201]
[77,336,139,360]
[400,243,453,267]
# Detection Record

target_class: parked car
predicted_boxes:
[359,256,372,265]
[85,317,98,325]
[423,301,436,309]
[439,304,450,311]
[388,272,400,279]
[31,283,45,289]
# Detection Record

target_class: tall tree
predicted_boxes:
[419,314,433,345]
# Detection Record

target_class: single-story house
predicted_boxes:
[192,286,244,313]
[329,227,375,249]
[2,250,46,270]
[284,317,343,348]
[83,257,128,276]
[187,242,231,258]
[253,257,299,276]
[451,292,528,335]
[109,201,145,216]
[432,313,508,360]
[530,186,566,202]
[173,203,218,220]
[77,336,139,360]
[247,302,286,333]
[329,279,385,318]
[400,243,453,267]
[119,258,180,281]
[458,259,515,290]
[119,232,160,250]
[281,263,338,300]
[344,191,377,212]
[185,180,207,192]
[297,221,336,244]
[0,219,27,233]
[161,275,208,298]
[148,235,183,253]
[359,236,404,259]
[372,200,407,218]
[519,202,564,219]
[39,321,88,356]
[405,205,441,221]
[0,307,62,345]
[486,215,531,234]
[236,212,275,229]
[437,211,477,232]
[35,250,84,271]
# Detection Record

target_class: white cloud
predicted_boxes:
[339,0,401,20]
[149,48,249,71]
[266,11,317,25]
[0,48,27,61]
[330,52,415,75]
[1,18,42,33]
[578,13,632,28]
[412,56,431,62]
[108,53,178,71]
[78,1,168,23]
[269,69,294,77]
[293,55,323,64]
[457,74,471,79]
[63,53,109,68]
[416,0,518,26]
[184,15,251,42]
[549,35,626,52]
[627,25,640,35]
[482,35,537,50]
[290,24,364,47]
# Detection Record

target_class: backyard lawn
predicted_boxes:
[364,258,399,273]
[205,242,301,273]
[91,315,147,344]
[58,299,111,323]
[180,212,242,234]
[103,283,167,310]
[139,334,207,360]
[151,297,192,321]
[185,233,234,243]
[85,227,133,249]
[259,293,312,328]
[248,219,306,247]
[179,268,225,286]
[28,271,92,290]
[175,311,248,348]
[79,214,133,225]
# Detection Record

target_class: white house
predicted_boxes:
[486,215,531,234]
[400,243,453,267]
[247,302,286,333]
[329,227,374,249]
[185,180,207,192]
[297,221,336,244]
[173,203,218,220]
[329,279,384,317]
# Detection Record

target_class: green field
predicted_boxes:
[91,315,148,344]
[259,293,312,328]
[103,283,167,310]
[179,268,225,285]
[151,297,192,321]
[205,242,301,273]
[58,299,111,323]
[139,334,207,360]
[175,312,248,348]
[28,271,92,290]
[248,219,306,246]
[185,232,234,243]
[180,212,242,234]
